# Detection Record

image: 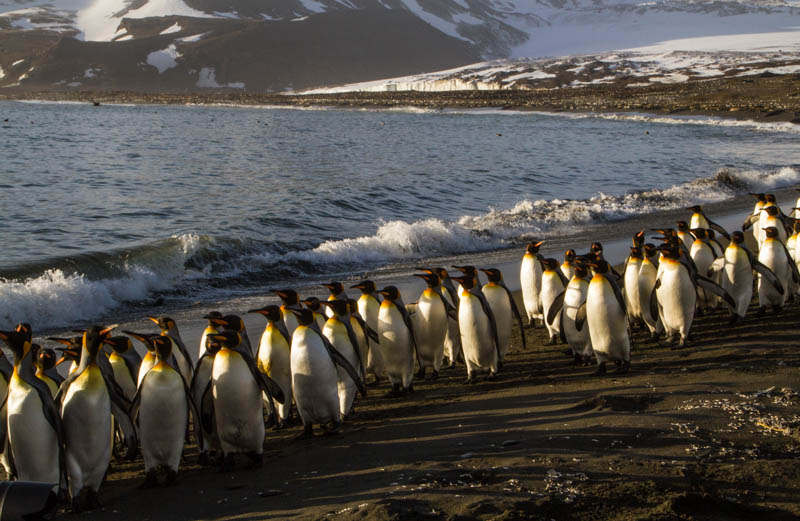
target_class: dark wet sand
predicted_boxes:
[51,290,800,521]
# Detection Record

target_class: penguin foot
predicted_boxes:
[218,453,236,473]
[464,376,474,384]
[245,452,263,469]
[614,360,631,374]
[430,370,439,380]
[592,363,607,376]
[165,468,178,486]
[295,425,314,440]
[486,372,496,380]
[324,422,342,436]
[140,470,159,489]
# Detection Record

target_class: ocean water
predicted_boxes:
[1,100,798,332]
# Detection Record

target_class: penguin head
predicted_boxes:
[525,241,544,255]
[151,335,173,361]
[573,265,589,279]
[687,205,702,213]
[103,335,133,354]
[643,243,658,258]
[629,246,643,259]
[15,322,32,342]
[413,272,440,288]
[322,282,344,296]
[691,228,707,240]
[588,259,611,274]
[542,258,559,272]
[123,331,158,352]
[320,299,349,318]
[764,226,780,239]
[564,249,576,262]
[377,286,401,301]
[80,325,117,360]
[631,231,645,247]
[763,206,780,216]
[350,280,376,294]
[676,221,689,233]
[203,311,223,326]
[210,314,245,332]
[204,338,222,356]
[452,265,476,277]
[590,242,603,254]
[301,297,323,312]
[248,305,283,323]
[36,346,57,371]
[652,227,676,239]
[448,275,474,290]
[210,330,241,349]
[0,330,31,364]
[765,194,776,204]
[657,243,680,259]
[287,307,316,326]
[479,268,503,284]
[55,346,80,366]
[148,316,176,334]
[272,289,299,306]
[749,193,766,202]
[731,231,745,244]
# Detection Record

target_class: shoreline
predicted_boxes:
[1,73,799,124]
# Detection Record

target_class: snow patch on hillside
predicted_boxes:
[147,44,181,73]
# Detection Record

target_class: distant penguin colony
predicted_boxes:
[1,195,796,513]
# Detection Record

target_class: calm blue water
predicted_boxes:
[1,100,798,329]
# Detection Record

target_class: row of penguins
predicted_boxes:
[522,194,800,376]
[0,266,527,512]
[0,194,795,513]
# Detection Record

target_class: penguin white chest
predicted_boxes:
[586,276,629,363]
[482,285,511,357]
[520,254,542,322]
[377,302,414,387]
[7,373,60,484]
[414,289,448,367]
[458,292,496,372]
[212,349,264,454]
[656,261,695,338]
[139,363,188,472]
[758,240,789,307]
[109,353,136,401]
[291,327,340,426]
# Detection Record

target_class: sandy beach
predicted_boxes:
[43,289,800,521]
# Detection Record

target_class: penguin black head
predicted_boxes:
[653,228,676,238]
[676,221,689,232]
[103,335,133,354]
[15,322,32,342]
[763,206,780,217]
[765,194,776,203]
[377,286,401,301]
[452,265,477,277]
[123,331,158,352]
[629,246,643,259]
[731,231,745,244]
[691,228,707,239]
[55,346,81,367]
[657,243,680,259]
[574,264,589,279]
[479,268,503,283]
[248,305,283,323]
[205,338,222,356]
[588,259,611,274]
[0,330,31,363]
[210,330,241,349]
[301,297,323,312]
[272,289,299,306]
[448,275,474,290]
[81,325,117,359]
[525,241,544,255]
[203,311,223,325]
[211,314,245,333]
[148,316,176,333]
[350,280,376,294]
[322,282,344,296]
[287,307,316,326]
[36,346,57,371]
[320,299,349,317]
[590,242,603,253]
[749,193,766,202]
[543,258,559,271]
[151,335,173,361]
[764,226,780,239]
[688,205,702,213]
[564,249,576,262]
[413,272,440,288]
[632,231,645,247]
[643,243,658,258]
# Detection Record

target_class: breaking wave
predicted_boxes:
[1,166,798,330]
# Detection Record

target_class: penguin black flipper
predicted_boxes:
[316,329,367,398]
[742,213,759,231]
[274,321,292,346]
[102,371,138,460]
[575,303,587,332]
[750,258,784,295]
[352,314,379,345]
[471,288,502,366]
[546,291,565,327]
[121,351,142,386]
[650,279,661,323]
[168,335,195,380]
[559,309,567,344]
[395,301,422,372]
[778,241,800,284]
[342,318,366,380]
[441,279,459,310]
[694,275,737,312]
[235,346,282,429]
[606,273,627,314]
[499,282,527,350]
[199,380,215,434]
[434,287,458,320]
[706,218,731,241]
[0,357,11,384]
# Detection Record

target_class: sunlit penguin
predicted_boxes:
[131,335,199,488]
[148,317,194,385]
[207,329,283,470]
[759,205,790,246]
[545,263,593,365]
[210,314,255,358]
[57,325,137,512]
[743,193,767,248]
[638,243,662,338]
[33,345,63,398]
[322,282,348,318]
[190,335,222,465]
[480,268,526,358]
[723,231,782,323]
[786,221,800,299]
[376,286,418,395]
[415,267,461,369]
[688,205,730,241]
[101,336,140,402]
[273,289,301,336]
[689,228,719,310]
[320,300,365,419]
[0,329,64,488]
[676,221,694,253]
[249,305,293,425]
[301,297,328,331]
[49,336,83,376]
[198,311,222,360]
[541,258,567,345]
[585,259,630,375]
[758,227,799,314]
[520,241,545,326]
[350,280,386,382]
[125,331,158,387]
[623,246,644,328]
[411,272,452,378]
[561,249,577,281]
[653,245,697,348]
[590,242,622,281]
[450,274,501,383]
[287,308,365,438]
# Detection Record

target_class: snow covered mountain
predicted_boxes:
[0,0,798,92]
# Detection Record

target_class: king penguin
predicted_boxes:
[585,259,630,375]
[57,325,137,511]
[130,335,200,487]
[450,274,501,383]
[198,311,222,359]
[411,272,453,378]
[249,304,294,426]
[480,267,526,358]
[125,331,158,388]
[273,289,301,336]
[415,268,461,369]
[757,226,799,314]
[653,244,697,348]
[287,308,365,438]
[688,205,730,241]
[520,241,545,326]
[376,286,418,395]
[541,258,568,345]
[723,231,783,323]
[100,336,140,402]
[321,300,365,419]
[623,246,645,329]
[190,333,221,465]
[351,280,386,382]
[48,336,82,376]
[0,329,64,488]
[148,317,194,385]
[638,243,662,339]
[33,345,63,398]
[322,282,348,318]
